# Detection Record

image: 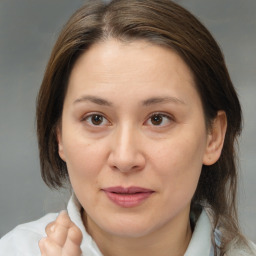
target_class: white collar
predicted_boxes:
[67,194,213,256]
[184,209,212,255]
[67,194,103,256]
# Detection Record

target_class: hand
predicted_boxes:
[39,210,83,256]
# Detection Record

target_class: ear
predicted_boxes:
[203,111,227,166]
[56,126,66,162]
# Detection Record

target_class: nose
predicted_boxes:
[107,124,146,173]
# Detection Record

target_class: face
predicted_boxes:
[58,39,214,238]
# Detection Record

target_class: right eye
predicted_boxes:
[82,114,110,126]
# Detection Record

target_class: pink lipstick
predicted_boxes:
[102,186,154,208]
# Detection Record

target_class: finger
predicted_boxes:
[67,224,83,246]
[39,237,62,256]
[56,210,73,229]
[63,227,82,256]
[45,211,72,246]
[46,211,72,232]
[39,237,46,255]
[45,221,57,237]
[46,222,69,247]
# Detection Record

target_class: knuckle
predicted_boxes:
[68,226,83,244]
[73,226,82,237]
[45,221,56,235]
[39,237,61,254]
[38,237,46,249]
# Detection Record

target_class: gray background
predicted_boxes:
[0,0,255,241]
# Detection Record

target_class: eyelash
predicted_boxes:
[81,112,174,127]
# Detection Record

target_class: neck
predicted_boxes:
[84,210,192,256]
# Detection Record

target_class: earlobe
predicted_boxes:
[203,111,227,166]
[56,126,66,162]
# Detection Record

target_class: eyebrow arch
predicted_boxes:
[73,95,113,106]
[142,96,186,106]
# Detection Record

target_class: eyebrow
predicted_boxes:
[73,95,186,107]
[142,96,186,106]
[73,95,113,106]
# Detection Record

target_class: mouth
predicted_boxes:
[102,186,154,208]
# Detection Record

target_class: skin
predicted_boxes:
[39,211,82,256]
[39,39,227,256]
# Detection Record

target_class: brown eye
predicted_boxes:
[145,113,173,127]
[83,114,109,126]
[91,115,104,125]
[151,114,163,125]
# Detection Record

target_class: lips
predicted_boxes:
[102,186,154,208]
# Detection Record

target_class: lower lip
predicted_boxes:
[104,191,153,208]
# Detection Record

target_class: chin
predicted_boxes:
[107,226,154,238]
[98,216,159,238]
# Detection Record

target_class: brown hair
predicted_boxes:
[36,0,247,254]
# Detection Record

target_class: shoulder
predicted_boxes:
[0,212,58,256]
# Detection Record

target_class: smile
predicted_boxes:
[102,186,154,208]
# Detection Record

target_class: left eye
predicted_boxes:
[145,113,172,126]
[83,114,109,126]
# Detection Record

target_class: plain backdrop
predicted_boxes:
[0,0,255,241]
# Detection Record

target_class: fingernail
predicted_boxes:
[50,224,55,232]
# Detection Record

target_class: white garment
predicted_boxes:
[0,194,254,256]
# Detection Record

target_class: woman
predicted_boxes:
[0,0,255,255]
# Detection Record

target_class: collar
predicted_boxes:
[184,209,213,255]
[67,194,103,256]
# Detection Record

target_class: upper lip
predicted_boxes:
[102,186,154,194]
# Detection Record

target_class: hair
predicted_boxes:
[36,0,249,255]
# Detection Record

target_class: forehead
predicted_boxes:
[66,39,199,106]
[71,39,195,83]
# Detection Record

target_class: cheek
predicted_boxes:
[152,133,206,192]
[63,137,106,180]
